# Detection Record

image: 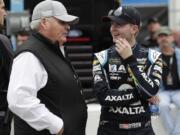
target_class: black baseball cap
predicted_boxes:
[102,6,141,27]
[147,17,159,25]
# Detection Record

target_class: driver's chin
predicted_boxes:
[113,37,119,43]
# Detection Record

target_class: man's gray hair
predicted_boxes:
[30,19,41,30]
[30,17,55,31]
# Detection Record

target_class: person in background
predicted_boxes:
[93,6,162,135]
[172,29,180,48]
[157,26,180,135]
[16,30,30,47]
[142,17,161,49]
[7,0,87,135]
[0,0,13,134]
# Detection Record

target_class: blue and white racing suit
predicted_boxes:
[93,44,162,134]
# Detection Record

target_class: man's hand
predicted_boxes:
[57,127,64,135]
[147,96,159,104]
[115,38,133,59]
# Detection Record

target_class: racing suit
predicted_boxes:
[93,43,162,135]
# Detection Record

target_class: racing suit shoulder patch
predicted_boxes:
[148,49,161,64]
[95,49,108,66]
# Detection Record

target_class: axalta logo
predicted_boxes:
[109,106,145,115]
[105,94,134,101]
[141,73,154,87]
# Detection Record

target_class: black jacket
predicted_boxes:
[0,34,13,111]
[14,32,87,135]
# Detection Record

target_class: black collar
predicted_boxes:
[32,32,65,58]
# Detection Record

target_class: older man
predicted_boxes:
[142,17,161,49]
[7,0,87,135]
[157,26,180,135]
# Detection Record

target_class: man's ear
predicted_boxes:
[131,25,139,35]
[39,18,47,30]
[134,25,139,32]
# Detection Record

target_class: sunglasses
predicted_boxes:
[108,7,138,25]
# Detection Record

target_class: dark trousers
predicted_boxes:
[0,116,11,135]
[97,124,155,135]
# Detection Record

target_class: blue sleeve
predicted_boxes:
[124,55,162,100]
